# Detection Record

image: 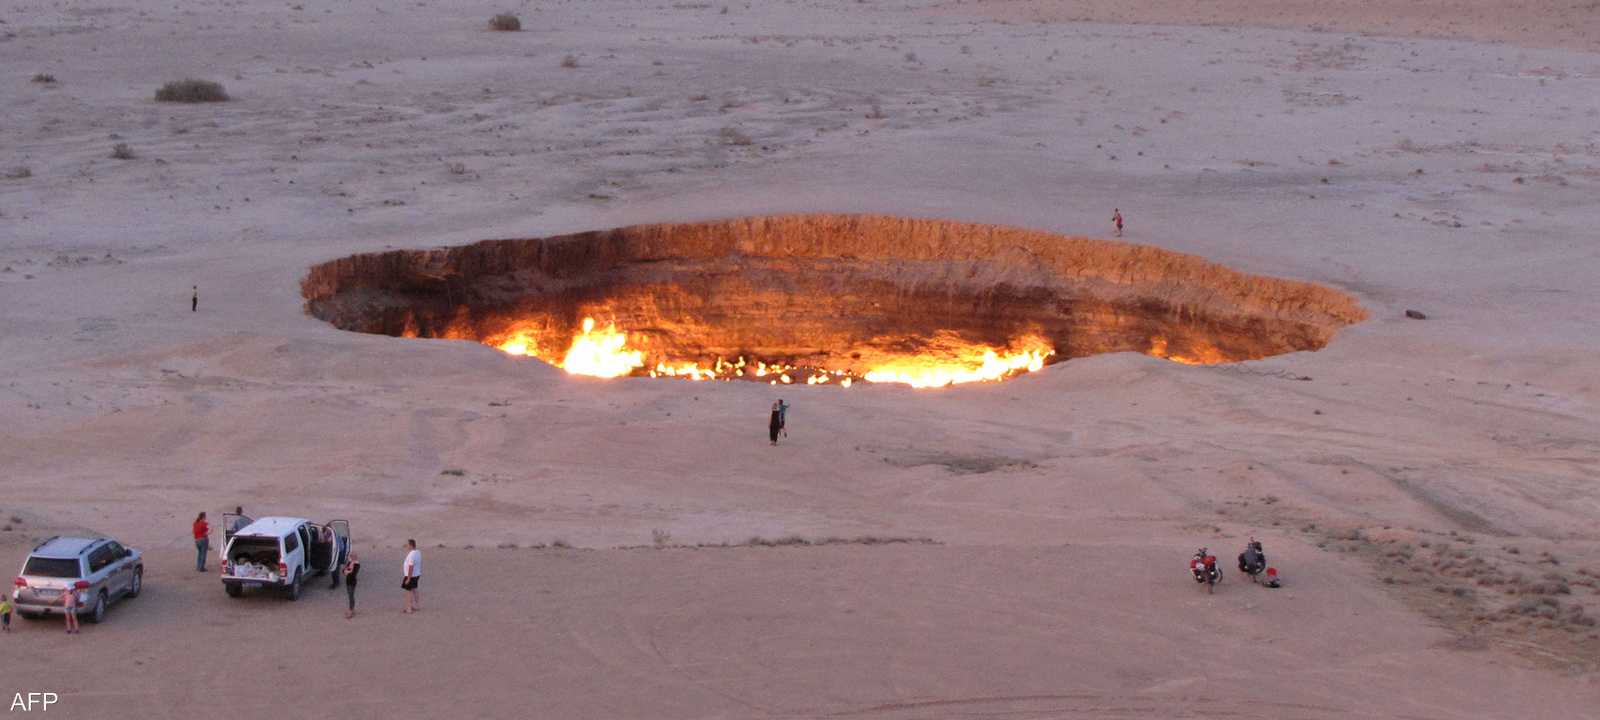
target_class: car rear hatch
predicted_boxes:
[14,556,82,605]
[221,536,283,582]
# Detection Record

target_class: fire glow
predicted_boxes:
[492,317,1058,388]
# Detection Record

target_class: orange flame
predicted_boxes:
[491,318,1059,387]
[1148,336,1225,365]
[862,344,1053,389]
[560,318,644,377]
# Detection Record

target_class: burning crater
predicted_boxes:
[301,215,1365,388]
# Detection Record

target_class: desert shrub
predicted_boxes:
[110,143,135,160]
[155,79,229,103]
[489,13,521,31]
[3,167,31,179]
[719,127,753,146]
[31,73,56,84]
[560,54,579,69]
[747,535,809,547]
[651,529,672,547]
[445,161,467,175]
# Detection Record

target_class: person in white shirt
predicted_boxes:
[401,539,422,614]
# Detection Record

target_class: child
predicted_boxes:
[60,585,80,634]
[1,593,12,631]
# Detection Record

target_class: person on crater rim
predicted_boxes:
[1111,208,1124,237]
[769,400,784,446]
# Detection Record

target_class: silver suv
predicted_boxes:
[11,536,144,624]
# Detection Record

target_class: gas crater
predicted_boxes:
[301,214,1366,388]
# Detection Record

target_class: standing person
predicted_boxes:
[401,540,421,614]
[60,583,80,634]
[343,552,361,619]
[191,285,198,312]
[230,506,249,533]
[1,592,12,632]
[768,401,783,446]
[1111,209,1124,237]
[777,399,790,438]
[192,512,210,572]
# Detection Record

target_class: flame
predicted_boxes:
[496,329,539,357]
[862,344,1053,389]
[561,318,644,377]
[490,317,1059,387]
[652,361,715,381]
[1148,336,1225,365]
[496,318,644,378]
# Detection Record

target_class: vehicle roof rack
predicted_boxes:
[30,535,60,552]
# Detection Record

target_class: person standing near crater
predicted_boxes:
[769,401,783,446]
[191,285,198,312]
[343,551,361,619]
[777,399,789,438]
[192,511,210,572]
[1112,209,1124,237]
[401,539,421,614]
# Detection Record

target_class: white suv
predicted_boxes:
[219,515,349,601]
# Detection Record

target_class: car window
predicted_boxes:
[88,546,115,573]
[24,556,82,578]
[105,541,126,558]
[283,533,299,553]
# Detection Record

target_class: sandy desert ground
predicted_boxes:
[2,0,1599,718]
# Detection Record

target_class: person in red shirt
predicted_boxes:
[193,512,210,572]
[1112,208,1124,237]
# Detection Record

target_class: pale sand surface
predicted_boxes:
[2,0,1600,718]
[935,0,1600,54]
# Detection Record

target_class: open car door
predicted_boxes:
[325,519,351,573]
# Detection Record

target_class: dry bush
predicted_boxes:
[155,79,229,103]
[110,143,135,160]
[560,54,579,69]
[719,126,753,146]
[3,167,31,180]
[651,529,672,547]
[489,13,521,31]
[31,73,57,84]
[445,161,467,176]
[747,535,810,547]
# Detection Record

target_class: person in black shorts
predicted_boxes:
[401,539,422,614]
[343,552,361,619]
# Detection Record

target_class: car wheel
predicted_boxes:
[87,591,107,624]
[225,582,243,598]
[18,612,40,621]
[128,568,143,598]
[286,572,302,601]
